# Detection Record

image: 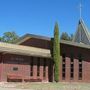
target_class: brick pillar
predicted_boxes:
[46,59,49,82]
[83,60,90,82]
[83,60,89,82]
[33,57,37,79]
[74,59,78,82]
[82,60,85,82]
[40,58,43,81]
[66,57,70,82]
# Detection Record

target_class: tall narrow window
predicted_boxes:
[78,55,82,80]
[43,58,46,77]
[62,54,66,80]
[70,55,74,80]
[37,57,40,76]
[30,57,33,76]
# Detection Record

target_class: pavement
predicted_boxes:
[0,87,31,90]
[0,82,30,90]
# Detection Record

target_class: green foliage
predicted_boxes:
[53,22,60,82]
[0,31,19,43]
[60,32,73,41]
[0,37,2,41]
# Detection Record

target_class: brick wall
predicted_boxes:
[0,54,51,82]
[20,38,51,49]
[60,43,90,82]
[0,37,90,82]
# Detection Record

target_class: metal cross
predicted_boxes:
[79,2,82,19]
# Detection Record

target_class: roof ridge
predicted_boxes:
[27,33,51,40]
[80,19,90,42]
[14,33,51,44]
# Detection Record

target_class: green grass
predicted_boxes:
[15,82,90,90]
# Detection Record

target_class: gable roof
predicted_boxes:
[16,19,90,45]
[0,41,51,58]
[73,19,90,45]
[61,40,90,50]
[1,40,90,58]
[15,33,51,44]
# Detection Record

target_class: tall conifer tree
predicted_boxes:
[53,22,60,82]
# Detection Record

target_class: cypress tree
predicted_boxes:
[53,22,60,82]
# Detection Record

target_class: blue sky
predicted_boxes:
[0,0,90,37]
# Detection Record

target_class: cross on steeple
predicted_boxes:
[79,1,82,19]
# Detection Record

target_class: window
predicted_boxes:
[62,54,66,80]
[62,54,65,63]
[30,57,33,76]
[13,67,18,71]
[79,64,82,67]
[79,68,82,72]
[71,68,74,72]
[71,58,74,62]
[62,73,65,80]
[70,55,74,80]
[43,58,46,77]
[63,68,65,72]
[71,64,73,68]
[79,58,82,62]
[79,73,82,80]
[78,55,83,80]
[70,73,74,79]
[63,64,65,67]
[37,57,40,76]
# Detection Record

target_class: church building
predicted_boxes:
[0,19,90,82]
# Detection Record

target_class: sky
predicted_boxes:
[0,0,90,37]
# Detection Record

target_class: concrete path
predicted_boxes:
[0,87,31,90]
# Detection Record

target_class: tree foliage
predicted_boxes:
[53,22,60,82]
[0,31,19,43]
[60,32,73,41]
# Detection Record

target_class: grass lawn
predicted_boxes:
[14,82,90,90]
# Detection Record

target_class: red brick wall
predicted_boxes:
[0,54,51,82]
[60,43,90,82]
[20,38,51,49]
[0,37,90,82]
[20,38,90,82]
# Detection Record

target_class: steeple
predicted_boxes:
[73,1,90,45]
[73,19,90,45]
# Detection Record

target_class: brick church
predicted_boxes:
[0,19,90,82]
